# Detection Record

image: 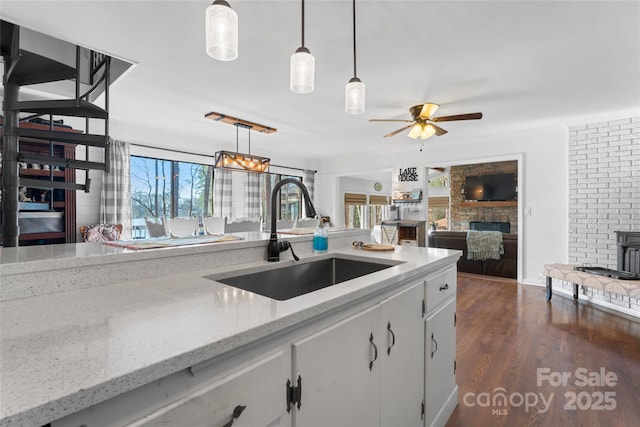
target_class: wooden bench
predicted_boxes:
[544,263,640,303]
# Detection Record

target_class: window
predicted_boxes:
[130,156,214,238]
[344,193,367,229]
[368,195,390,228]
[428,196,449,230]
[260,173,303,223]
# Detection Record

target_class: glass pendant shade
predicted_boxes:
[345,77,365,114]
[290,47,315,93]
[421,124,436,139]
[408,124,423,139]
[205,0,238,61]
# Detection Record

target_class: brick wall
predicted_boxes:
[450,160,518,233]
[568,117,640,268]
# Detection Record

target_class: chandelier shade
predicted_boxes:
[214,150,270,173]
[205,0,238,61]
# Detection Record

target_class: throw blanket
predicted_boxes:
[466,230,504,261]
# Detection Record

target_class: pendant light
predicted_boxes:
[290,0,315,93]
[214,124,270,173]
[205,0,238,61]
[345,0,365,114]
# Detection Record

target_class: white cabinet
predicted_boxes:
[424,268,458,427]
[291,282,424,427]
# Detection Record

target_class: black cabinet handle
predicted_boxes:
[222,405,246,427]
[430,333,438,359]
[439,283,449,291]
[369,333,378,370]
[387,321,396,355]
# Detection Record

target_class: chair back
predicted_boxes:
[225,218,261,233]
[294,218,318,229]
[144,217,169,238]
[203,217,226,235]
[80,224,123,242]
[166,217,199,237]
[276,219,295,230]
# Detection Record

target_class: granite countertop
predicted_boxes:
[0,237,460,426]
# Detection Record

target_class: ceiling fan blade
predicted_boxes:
[430,123,448,136]
[369,119,414,122]
[384,124,414,138]
[431,112,483,122]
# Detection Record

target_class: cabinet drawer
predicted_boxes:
[131,352,285,427]
[425,267,457,314]
[399,239,417,247]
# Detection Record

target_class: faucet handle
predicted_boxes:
[279,241,299,261]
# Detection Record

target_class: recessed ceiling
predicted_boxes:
[1,1,639,165]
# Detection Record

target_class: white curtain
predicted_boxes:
[303,169,315,202]
[100,138,133,239]
[246,173,261,218]
[214,168,233,219]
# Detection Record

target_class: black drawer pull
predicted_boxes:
[222,405,246,427]
[369,333,378,370]
[439,283,449,291]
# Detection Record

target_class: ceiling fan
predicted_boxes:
[370,103,483,140]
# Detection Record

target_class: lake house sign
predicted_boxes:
[398,167,419,182]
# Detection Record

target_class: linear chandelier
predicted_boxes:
[214,123,270,173]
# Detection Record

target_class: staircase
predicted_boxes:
[1,20,124,246]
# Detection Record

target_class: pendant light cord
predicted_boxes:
[301,0,306,48]
[352,0,357,78]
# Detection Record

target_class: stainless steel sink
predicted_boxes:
[205,256,401,300]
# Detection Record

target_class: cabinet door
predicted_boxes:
[424,299,456,427]
[292,305,380,427]
[131,352,287,427]
[381,225,398,245]
[379,282,424,427]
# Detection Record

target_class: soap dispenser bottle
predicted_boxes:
[313,217,328,253]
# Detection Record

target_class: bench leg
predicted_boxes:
[573,283,579,299]
[546,276,553,301]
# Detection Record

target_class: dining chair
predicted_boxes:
[203,216,226,235]
[165,217,199,237]
[294,218,318,229]
[224,217,261,233]
[144,216,169,238]
[276,219,295,230]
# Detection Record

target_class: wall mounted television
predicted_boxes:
[464,173,516,201]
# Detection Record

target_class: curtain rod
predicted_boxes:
[130,143,317,173]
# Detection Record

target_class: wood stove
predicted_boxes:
[616,231,640,274]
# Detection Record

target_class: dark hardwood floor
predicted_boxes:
[446,273,640,427]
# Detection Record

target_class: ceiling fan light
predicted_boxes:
[408,123,423,139]
[345,77,365,114]
[290,47,315,93]
[419,103,439,119]
[205,0,238,61]
[420,124,436,139]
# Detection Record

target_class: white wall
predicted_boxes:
[336,176,392,228]
[317,124,569,285]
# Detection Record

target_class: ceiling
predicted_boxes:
[1,1,639,169]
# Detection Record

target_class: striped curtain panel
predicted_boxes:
[303,169,316,218]
[100,138,133,239]
[303,169,315,202]
[214,168,233,220]
[245,173,261,218]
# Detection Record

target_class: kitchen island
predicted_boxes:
[0,230,461,427]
